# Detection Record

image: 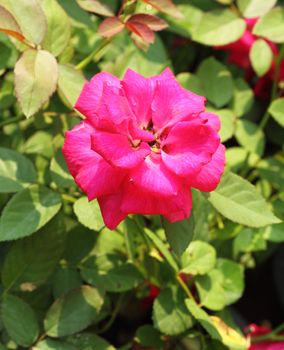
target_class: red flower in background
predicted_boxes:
[246,324,284,350]
[216,18,277,70]
[216,18,284,98]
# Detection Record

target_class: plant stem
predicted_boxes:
[97,294,124,334]
[259,44,284,130]
[133,216,152,251]
[0,116,23,128]
[176,274,195,300]
[61,193,77,203]
[75,38,111,70]
[124,221,136,262]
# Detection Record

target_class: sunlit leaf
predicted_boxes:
[0,184,62,241]
[208,172,281,227]
[14,49,58,118]
[0,0,47,44]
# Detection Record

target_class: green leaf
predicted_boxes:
[257,157,284,190]
[1,214,66,291]
[216,0,233,3]
[0,184,62,241]
[235,119,265,156]
[34,339,77,350]
[50,149,74,188]
[58,64,86,107]
[191,189,211,242]
[231,78,254,117]
[153,286,194,336]
[238,0,277,18]
[196,269,226,311]
[192,9,246,46]
[73,197,105,232]
[197,57,234,108]
[181,241,216,275]
[135,325,163,350]
[63,226,96,265]
[249,39,273,77]
[22,131,54,158]
[226,147,259,172]
[253,7,284,43]
[185,299,248,350]
[0,147,36,193]
[177,72,205,96]
[269,98,284,127]
[164,3,203,38]
[0,0,47,44]
[208,172,281,227]
[233,228,266,256]
[100,35,169,78]
[162,216,194,257]
[185,299,221,340]
[14,49,58,118]
[162,190,210,257]
[216,259,244,304]
[41,0,71,56]
[80,254,143,292]
[2,294,39,347]
[263,223,284,242]
[220,110,235,142]
[67,333,116,350]
[76,0,114,16]
[52,267,82,299]
[44,286,104,337]
[93,227,126,256]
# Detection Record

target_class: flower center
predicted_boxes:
[148,139,160,153]
[144,120,161,153]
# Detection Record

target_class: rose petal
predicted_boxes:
[190,144,226,192]
[151,77,205,132]
[62,121,125,200]
[91,130,151,169]
[94,83,135,134]
[121,184,192,222]
[161,119,220,177]
[130,153,181,196]
[200,112,221,132]
[122,69,154,128]
[74,72,120,119]
[122,68,178,129]
[98,192,127,230]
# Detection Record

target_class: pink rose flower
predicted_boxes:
[63,68,225,229]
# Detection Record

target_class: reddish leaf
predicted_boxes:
[0,5,25,42]
[127,14,168,31]
[98,17,124,38]
[143,0,183,19]
[126,21,155,44]
[130,31,151,51]
[76,0,114,17]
